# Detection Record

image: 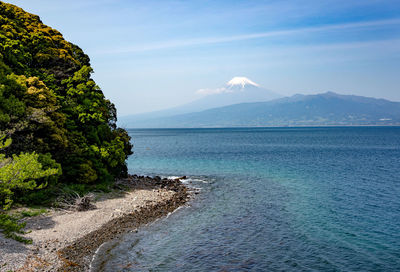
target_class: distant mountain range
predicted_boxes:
[119,77,281,123]
[119,79,400,128]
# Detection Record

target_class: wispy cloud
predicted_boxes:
[196,87,230,96]
[94,18,400,54]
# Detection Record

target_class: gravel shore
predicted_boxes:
[0,175,189,272]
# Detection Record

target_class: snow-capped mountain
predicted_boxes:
[193,77,281,110]
[119,77,281,127]
[227,76,260,88]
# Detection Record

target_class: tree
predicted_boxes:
[0,135,58,242]
[0,135,58,210]
[0,3,133,186]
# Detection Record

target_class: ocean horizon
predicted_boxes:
[93,126,400,271]
[2,1,399,270]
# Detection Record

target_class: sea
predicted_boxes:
[94,127,400,271]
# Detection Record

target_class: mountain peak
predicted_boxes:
[227,77,259,88]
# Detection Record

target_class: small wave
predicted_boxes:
[166,176,182,180]
[186,178,210,184]
[164,175,210,185]
[166,205,185,218]
[90,240,119,272]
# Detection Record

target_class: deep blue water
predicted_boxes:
[97,127,400,271]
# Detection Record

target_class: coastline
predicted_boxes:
[0,175,190,272]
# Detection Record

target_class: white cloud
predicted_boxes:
[196,87,232,96]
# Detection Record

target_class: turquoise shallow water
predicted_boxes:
[98,127,400,271]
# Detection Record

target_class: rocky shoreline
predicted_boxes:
[0,175,190,272]
[58,175,189,271]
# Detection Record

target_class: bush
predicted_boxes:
[0,136,58,241]
[0,213,31,244]
[0,149,58,209]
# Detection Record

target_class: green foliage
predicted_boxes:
[0,3,133,242]
[0,2,133,189]
[0,213,31,244]
[0,135,56,242]
[19,207,47,217]
[0,136,58,210]
[0,151,56,209]
[13,152,61,205]
[1,208,49,244]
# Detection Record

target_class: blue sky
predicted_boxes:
[6,0,400,115]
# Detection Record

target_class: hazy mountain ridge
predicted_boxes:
[119,77,281,124]
[123,92,400,128]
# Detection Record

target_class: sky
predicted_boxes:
[5,0,400,115]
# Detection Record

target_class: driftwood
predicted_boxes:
[74,193,95,211]
[56,192,96,211]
